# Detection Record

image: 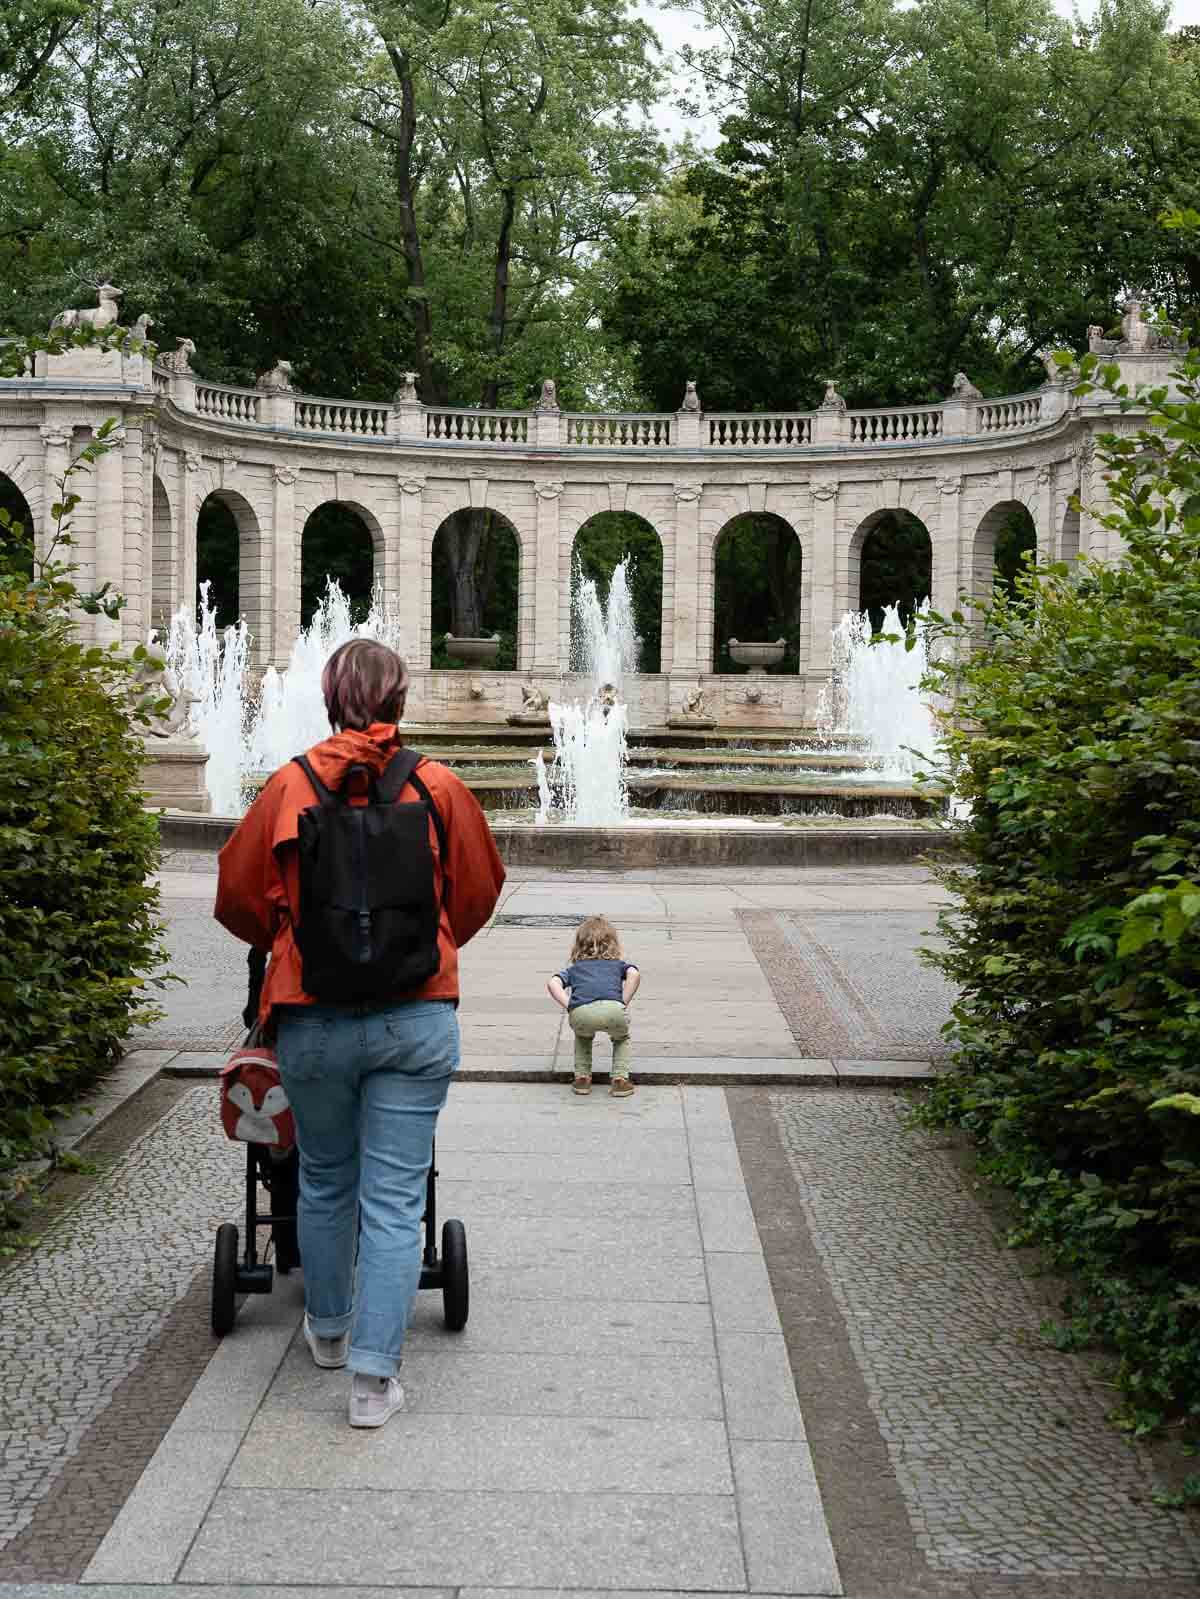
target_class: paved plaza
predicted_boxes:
[0,860,1197,1599]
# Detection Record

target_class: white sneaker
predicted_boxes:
[349,1373,405,1429]
[304,1315,348,1370]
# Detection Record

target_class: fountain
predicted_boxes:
[817,603,939,780]
[154,572,954,867]
[534,559,638,825]
[161,581,405,815]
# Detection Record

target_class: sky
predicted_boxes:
[642,0,1200,144]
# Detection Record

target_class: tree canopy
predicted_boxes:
[605,0,1200,410]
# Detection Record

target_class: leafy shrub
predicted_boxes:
[0,335,165,1237]
[917,341,1200,1432]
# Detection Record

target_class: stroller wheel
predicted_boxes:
[441,1218,469,1332]
[212,1222,239,1337]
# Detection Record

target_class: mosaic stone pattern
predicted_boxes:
[740,908,955,1058]
[770,1089,1200,1579]
[0,1089,240,1551]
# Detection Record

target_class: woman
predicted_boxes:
[215,639,504,1429]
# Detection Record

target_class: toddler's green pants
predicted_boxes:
[568,999,631,1078]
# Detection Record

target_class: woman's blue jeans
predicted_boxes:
[275,999,458,1378]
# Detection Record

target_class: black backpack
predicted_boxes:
[291,748,448,1003]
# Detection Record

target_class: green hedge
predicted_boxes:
[0,374,165,1237]
[919,344,1200,1434]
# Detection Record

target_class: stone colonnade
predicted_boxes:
[0,344,1175,724]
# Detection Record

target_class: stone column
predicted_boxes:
[532,480,564,671]
[93,426,125,647]
[396,474,427,666]
[180,450,202,621]
[120,420,148,647]
[933,475,963,617]
[669,483,703,675]
[38,423,71,562]
[805,476,838,677]
[1033,463,1053,561]
[268,465,298,668]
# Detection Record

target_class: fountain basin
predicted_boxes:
[444,634,501,665]
[728,639,786,669]
[155,806,960,869]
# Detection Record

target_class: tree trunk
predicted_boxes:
[441,507,495,638]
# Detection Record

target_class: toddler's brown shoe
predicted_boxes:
[609,1076,635,1097]
[572,1075,592,1095]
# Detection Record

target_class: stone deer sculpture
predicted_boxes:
[51,284,123,333]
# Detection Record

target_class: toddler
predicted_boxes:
[547,915,640,1097]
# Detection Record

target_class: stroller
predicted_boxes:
[211,947,469,1338]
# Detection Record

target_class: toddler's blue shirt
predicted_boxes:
[554,958,637,1010]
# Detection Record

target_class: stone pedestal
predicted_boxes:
[142,738,211,813]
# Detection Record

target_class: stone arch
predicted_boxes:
[300,500,382,625]
[150,474,174,634]
[710,512,803,673]
[0,453,44,551]
[0,465,37,574]
[430,506,522,670]
[849,508,933,630]
[975,498,1037,599]
[196,489,263,644]
[567,510,664,675]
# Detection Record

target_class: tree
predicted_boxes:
[0,0,407,394]
[606,0,1200,410]
[0,0,85,108]
[358,0,664,634]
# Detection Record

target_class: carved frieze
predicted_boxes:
[273,465,298,487]
[398,474,427,495]
[673,483,702,503]
[535,480,565,500]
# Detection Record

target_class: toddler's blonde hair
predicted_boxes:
[571,915,622,962]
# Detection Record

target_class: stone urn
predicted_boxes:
[727,638,786,671]
[444,632,501,666]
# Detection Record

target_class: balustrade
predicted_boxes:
[195,384,260,424]
[565,413,672,447]
[2,355,1080,457]
[295,398,389,436]
[707,414,813,447]
[976,395,1041,432]
[848,408,942,445]
[425,409,530,444]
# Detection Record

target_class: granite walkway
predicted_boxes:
[1,862,1196,1599]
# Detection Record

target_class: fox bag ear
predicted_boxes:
[219,1046,296,1149]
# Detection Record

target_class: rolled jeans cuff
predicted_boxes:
[307,1310,354,1339]
[349,1345,401,1378]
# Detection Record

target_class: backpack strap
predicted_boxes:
[376,748,422,803]
[293,753,335,804]
[379,751,450,899]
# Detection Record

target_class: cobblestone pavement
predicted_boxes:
[769,1089,1200,1581]
[740,909,956,1059]
[0,1090,238,1560]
